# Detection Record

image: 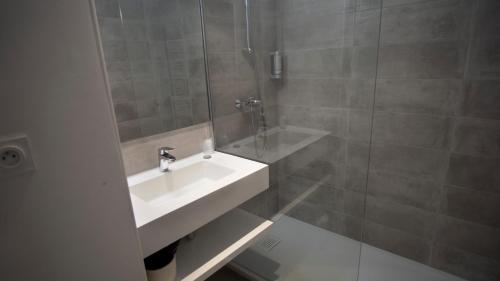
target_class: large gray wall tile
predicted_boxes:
[355,0,382,11]
[365,196,436,238]
[288,201,364,240]
[468,38,500,79]
[99,18,125,41]
[203,0,234,18]
[131,60,154,79]
[346,165,368,192]
[446,154,500,194]
[431,244,500,281]
[367,170,441,211]
[128,41,151,60]
[213,113,253,146]
[346,79,375,109]
[278,175,317,208]
[286,48,345,78]
[139,116,163,136]
[348,46,379,79]
[378,42,466,78]
[106,61,132,82]
[102,41,129,62]
[110,80,135,101]
[280,0,351,16]
[348,109,372,141]
[119,0,144,20]
[310,108,348,136]
[205,16,235,52]
[435,216,500,260]
[347,140,370,169]
[123,21,148,42]
[136,98,159,118]
[472,0,500,40]
[441,185,500,228]
[463,80,500,120]
[452,118,500,157]
[372,112,452,149]
[278,78,347,108]
[363,221,431,263]
[370,144,449,181]
[302,184,346,214]
[346,141,370,192]
[282,11,347,50]
[146,23,166,42]
[207,52,235,80]
[166,39,186,59]
[353,9,381,46]
[117,120,142,141]
[133,79,160,99]
[95,0,120,18]
[380,0,471,45]
[383,0,441,8]
[375,79,464,115]
[114,101,138,122]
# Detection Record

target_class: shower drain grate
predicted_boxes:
[256,235,281,252]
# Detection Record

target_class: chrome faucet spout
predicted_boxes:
[159,147,176,172]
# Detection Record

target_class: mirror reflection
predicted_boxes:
[95,0,209,142]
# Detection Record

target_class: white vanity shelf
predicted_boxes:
[175,209,273,281]
[127,151,271,281]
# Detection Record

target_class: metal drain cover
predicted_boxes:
[256,235,281,252]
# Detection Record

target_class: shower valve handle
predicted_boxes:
[235,97,262,110]
[235,99,243,109]
[247,97,262,106]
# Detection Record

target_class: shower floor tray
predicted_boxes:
[230,215,466,281]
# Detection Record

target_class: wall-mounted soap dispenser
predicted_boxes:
[270,51,283,79]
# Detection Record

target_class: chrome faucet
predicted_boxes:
[158,147,176,172]
[235,97,262,110]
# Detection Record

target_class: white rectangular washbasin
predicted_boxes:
[130,161,234,206]
[127,152,269,257]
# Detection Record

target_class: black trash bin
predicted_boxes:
[144,240,180,281]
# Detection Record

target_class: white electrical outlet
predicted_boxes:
[0,134,36,179]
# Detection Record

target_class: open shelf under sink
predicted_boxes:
[175,209,273,281]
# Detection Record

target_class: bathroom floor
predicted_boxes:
[226,216,466,281]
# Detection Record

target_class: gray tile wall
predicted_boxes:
[206,1,499,279]
[205,0,280,219]
[275,0,380,241]
[96,0,209,142]
[275,0,500,280]
[364,1,500,280]
[204,0,279,147]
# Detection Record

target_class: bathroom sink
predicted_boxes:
[127,152,269,257]
[130,161,234,205]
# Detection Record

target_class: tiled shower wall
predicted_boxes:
[95,0,209,141]
[204,0,279,147]
[276,0,380,247]
[366,1,500,280]
[277,0,500,280]
[203,0,281,219]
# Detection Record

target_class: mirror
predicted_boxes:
[95,0,210,142]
